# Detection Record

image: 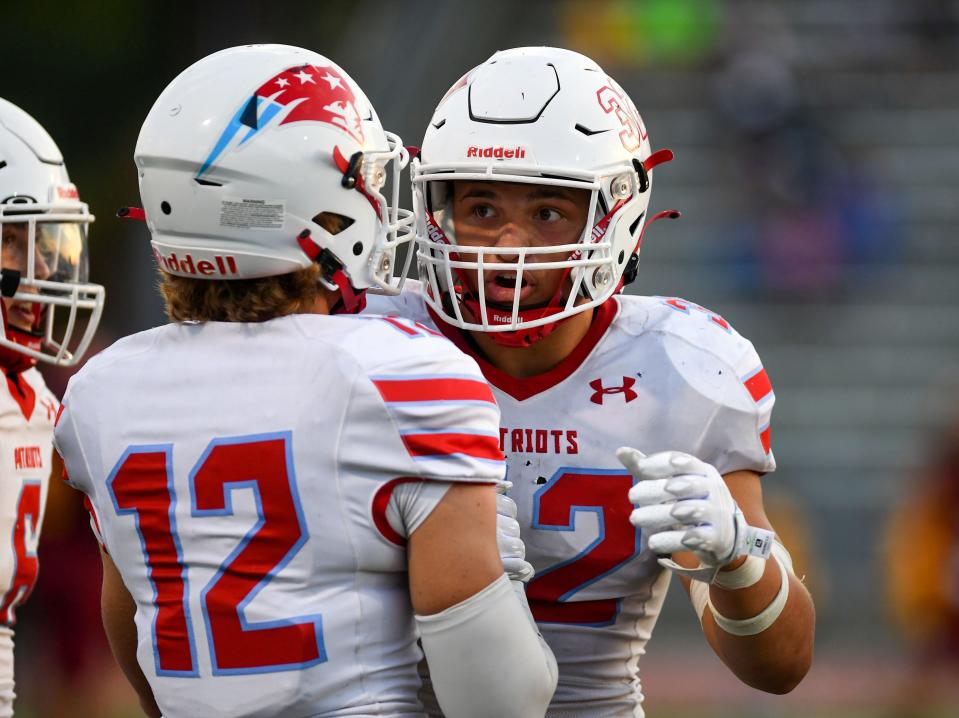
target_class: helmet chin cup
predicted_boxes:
[461,297,567,347]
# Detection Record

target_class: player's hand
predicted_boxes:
[616,448,773,582]
[496,483,534,583]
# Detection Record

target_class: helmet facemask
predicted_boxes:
[413,160,656,347]
[0,203,104,367]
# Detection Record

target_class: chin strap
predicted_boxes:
[0,301,42,373]
[296,229,367,315]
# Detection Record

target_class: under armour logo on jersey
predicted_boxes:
[589,377,638,405]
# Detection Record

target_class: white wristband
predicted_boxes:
[708,555,790,636]
[712,554,767,590]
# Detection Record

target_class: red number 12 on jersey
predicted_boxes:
[108,432,325,677]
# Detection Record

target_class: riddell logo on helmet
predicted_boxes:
[426,217,447,244]
[466,146,526,159]
[153,248,239,277]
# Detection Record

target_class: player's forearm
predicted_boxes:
[100,551,162,718]
[417,573,557,718]
[694,557,815,693]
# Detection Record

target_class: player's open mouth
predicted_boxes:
[8,304,36,329]
[484,273,534,303]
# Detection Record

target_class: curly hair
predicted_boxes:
[159,263,322,323]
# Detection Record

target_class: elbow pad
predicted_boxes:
[416,573,557,718]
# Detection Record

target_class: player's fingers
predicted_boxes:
[628,478,672,506]
[667,453,713,476]
[629,503,681,530]
[668,499,711,524]
[498,533,526,560]
[680,526,719,552]
[503,557,535,582]
[615,446,647,475]
[647,529,688,555]
[496,492,518,520]
[663,475,709,500]
[632,451,687,480]
[496,514,521,539]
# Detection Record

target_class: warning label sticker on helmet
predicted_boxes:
[219,198,285,230]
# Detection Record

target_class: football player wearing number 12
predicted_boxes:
[0,97,105,717]
[53,45,556,718]
[365,46,815,716]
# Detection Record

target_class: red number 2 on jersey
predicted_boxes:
[108,432,324,677]
[526,468,639,626]
[0,482,42,625]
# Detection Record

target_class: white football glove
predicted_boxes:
[616,448,774,583]
[496,482,535,583]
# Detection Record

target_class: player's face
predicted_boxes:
[1,222,50,331]
[450,181,590,308]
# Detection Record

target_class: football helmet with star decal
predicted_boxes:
[413,46,676,346]
[134,44,413,311]
[0,97,104,369]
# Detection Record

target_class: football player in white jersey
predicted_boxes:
[0,97,104,717]
[364,47,815,717]
[53,45,556,718]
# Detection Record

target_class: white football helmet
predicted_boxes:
[0,97,104,368]
[134,44,413,311]
[413,46,675,346]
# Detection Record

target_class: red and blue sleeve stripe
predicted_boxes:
[370,374,496,405]
[398,428,504,464]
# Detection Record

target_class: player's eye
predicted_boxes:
[472,204,496,220]
[536,207,563,222]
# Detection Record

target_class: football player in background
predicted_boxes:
[53,45,556,718]
[0,97,104,716]
[365,46,815,716]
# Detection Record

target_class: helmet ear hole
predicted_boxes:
[313,212,355,235]
[632,158,649,193]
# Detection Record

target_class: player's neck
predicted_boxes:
[468,307,595,378]
[309,286,338,315]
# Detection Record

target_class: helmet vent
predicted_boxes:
[194,178,223,187]
[0,161,6,170]
[629,211,645,237]
[574,123,609,137]
[432,118,446,130]
[161,201,172,215]
[313,211,354,235]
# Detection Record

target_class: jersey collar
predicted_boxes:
[428,298,620,401]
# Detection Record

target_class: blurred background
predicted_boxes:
[5,0,959,716]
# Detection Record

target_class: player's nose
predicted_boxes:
[34,246,51,281]
[488,220,534,262]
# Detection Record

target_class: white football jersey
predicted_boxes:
[0,367,58,717]
[54,314,504,718]
[366,281,776,718]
